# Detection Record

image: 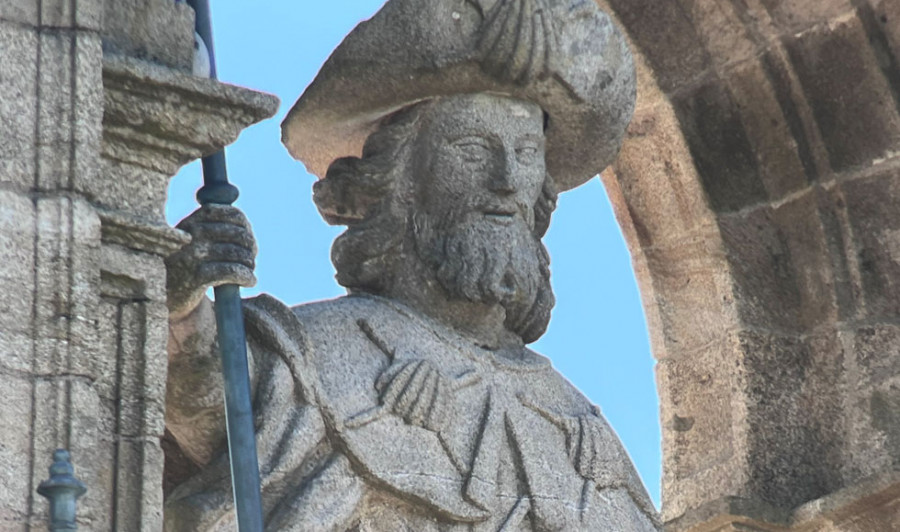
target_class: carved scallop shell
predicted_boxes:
[475,0,559,85]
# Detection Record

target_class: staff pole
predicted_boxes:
[185,1,264,530]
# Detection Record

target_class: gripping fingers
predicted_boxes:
[196,261,257,289]
[177,203,253,231]
[166,205,258,317]
[189,221,257,255]
[194,241,256,270]
[171,205,257,286]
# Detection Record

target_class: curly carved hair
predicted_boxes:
[312,101,559,342]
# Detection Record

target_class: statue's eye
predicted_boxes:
[516,146,539,165]
[454,140,491,162]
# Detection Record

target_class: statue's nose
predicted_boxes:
[487,151,517,195]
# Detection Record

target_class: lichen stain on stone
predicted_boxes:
[671,415,695,432]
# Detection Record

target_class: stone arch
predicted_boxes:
[596,0,900,528]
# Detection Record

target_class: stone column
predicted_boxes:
[0,1,277,529]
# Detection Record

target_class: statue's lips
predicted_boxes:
[483,208,516,225]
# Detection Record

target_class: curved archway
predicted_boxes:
[598,0,900,527]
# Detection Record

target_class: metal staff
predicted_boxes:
[37,450,87,531]
[186,1,264,529]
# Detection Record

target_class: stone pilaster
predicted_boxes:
[0,1,277,529]
[1,2,106,528]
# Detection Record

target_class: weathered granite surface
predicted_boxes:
[164,0,657,530]
[7,0,898,529]
[595,0,900,529]
[0,0,277,528]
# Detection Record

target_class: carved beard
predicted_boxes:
[412,207,543,325]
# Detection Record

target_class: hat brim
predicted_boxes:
[282,0,636,192]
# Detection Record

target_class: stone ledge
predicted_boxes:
[666,472,900,531]
[665,496,792,532]
[101,55,280,175]
[792,471,900,531]
[98,207,190,257]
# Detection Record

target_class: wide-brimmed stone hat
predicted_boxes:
[282,0,636,192]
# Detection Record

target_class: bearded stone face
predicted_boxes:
[412,207,544,315]
[409,94,550,323]
[318,94,557,342]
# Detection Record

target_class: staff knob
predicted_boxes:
[37,449,87,531]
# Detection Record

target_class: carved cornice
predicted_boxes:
[101,55,279,175]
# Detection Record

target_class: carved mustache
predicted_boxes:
[477,199,535,229]
[411,198,538,245]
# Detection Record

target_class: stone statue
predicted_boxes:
[164,1,658,530]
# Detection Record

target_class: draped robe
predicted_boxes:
[164,294,657,531]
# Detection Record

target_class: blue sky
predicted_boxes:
[166,1,662,507]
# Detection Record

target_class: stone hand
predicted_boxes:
[166,204,258,318]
